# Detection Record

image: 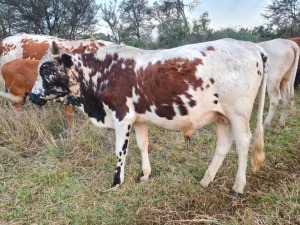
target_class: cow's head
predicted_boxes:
[30,41,75,106]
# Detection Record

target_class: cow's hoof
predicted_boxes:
[228,190,243,198]
[137,172,150,183]
[140,176,148,182]
[111,182,120,189]
[200,177,211,188]
[101,184,120,193]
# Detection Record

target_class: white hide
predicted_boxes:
[259,38,299,126]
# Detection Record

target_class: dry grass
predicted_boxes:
[0,89,299,225]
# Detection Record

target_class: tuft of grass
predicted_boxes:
[0,89,299,224]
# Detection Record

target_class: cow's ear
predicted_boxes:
[51,41,60,56]
[60,54,74,68]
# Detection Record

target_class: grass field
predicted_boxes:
[0,88,299,224]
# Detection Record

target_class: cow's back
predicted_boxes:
[0,33,56,67]
[259,39,298,84]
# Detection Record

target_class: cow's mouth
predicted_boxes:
[29,93,47,106]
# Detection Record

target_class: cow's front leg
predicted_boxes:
[112,123,132,188]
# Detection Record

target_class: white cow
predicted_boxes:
[259,39,299,127]
[30,39,268,196]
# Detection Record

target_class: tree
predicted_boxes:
[189,11,213,42]
[156,18,189,48]
[0,0,100,39]
[251,25,277,40]
[153,0,198,29]
[0,3,16,38]
[153,0,200,48]
[99,0,126,44]
[119,0,153,47]
[262,0,300,37]
[60,0,100,39]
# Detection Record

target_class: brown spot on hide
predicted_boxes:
[0,43,18,56]
[188,99,196,107]
[77,53,136,121]
[21,39,50,59]
[201,51,206,56]
[207,46,215,51]
[134,58,204,119]
[86,41,103,53]
[209,78,215,84]
[71,44,87,54]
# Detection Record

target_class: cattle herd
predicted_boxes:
[0,33,299,197]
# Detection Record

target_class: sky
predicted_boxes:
[193,0,273,29]
[96,0,274,33]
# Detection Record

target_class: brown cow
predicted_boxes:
[289,37,300,88]
[0,59,73,128]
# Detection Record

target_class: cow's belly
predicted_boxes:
[135,108,222,131]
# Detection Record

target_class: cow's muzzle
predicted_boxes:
[30,93,47,106]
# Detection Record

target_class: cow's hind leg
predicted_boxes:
[279,79,290,127]
[231,117,252,195]
[134,123,151,181]
[264,86,280,126]
[200,116,233,188]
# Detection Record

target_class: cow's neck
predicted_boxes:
[72,53,137,123]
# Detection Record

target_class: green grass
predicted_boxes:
[0,89,299,224]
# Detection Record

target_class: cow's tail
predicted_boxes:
[251,51,268,172]
[0,91,23,102]
[289,42,300,109]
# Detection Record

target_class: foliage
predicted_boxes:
[156,18,190,48]
[0,0,296,45]
[0,0,100,39]
[119,0,152,47]
[0,3,15,39]
[99,0,125,44]
[262,0,300,37]
[98,0,296,48]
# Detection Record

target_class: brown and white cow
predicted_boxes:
[0,33,114,86]
[30,39,268,196]
[0,33,114,126]
[289,37,300,88]
[258,39,299,127]
[0,59,73,128]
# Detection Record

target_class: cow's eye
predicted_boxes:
[40,66,51,76]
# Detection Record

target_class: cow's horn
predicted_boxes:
[51,41,60,56]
